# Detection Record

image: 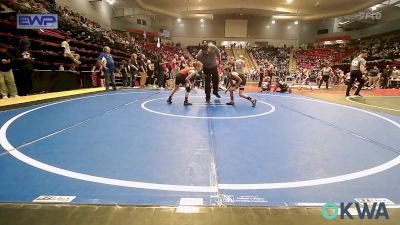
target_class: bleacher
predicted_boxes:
[0,0,187,92]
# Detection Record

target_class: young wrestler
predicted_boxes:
[223,65,257,107]
[298,68,313,91]
[272,79,292,93]
[167,61,203,106]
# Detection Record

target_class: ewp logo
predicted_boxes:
[17,14,58,29]
[322,202,389,220]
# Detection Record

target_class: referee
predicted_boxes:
[346,50,368,97]
[196,42,221,103]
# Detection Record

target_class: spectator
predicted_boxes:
[120,60,129,88]
[13,39,34,96]
[98,46,116,91]
[91,61,103,87]
[381,65,392,89]
[138,54,147,88]
[154,55,165,89]
[0,43,18,99]
[367,66,380,89]
[61,36,81,70]
[389,67,399,89]
[129,53,139,87]
[146,59,155,87]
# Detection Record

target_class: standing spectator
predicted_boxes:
[154,55,165,89]
[0,43,18,99]
[381,65,392,89]
[257,65,265,89]
[196,42,221,103]
[389,67,399,89]
[138,54,147,88]
[14,39,34,96]
[129,53,139,87]
[171,54,179,81]
[346,50,368,97]
[91,61,103,87]
[98,46,116,91]
[146,59,155,87]
[120,60,129,88]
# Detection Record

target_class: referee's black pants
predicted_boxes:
[346,71,364,95]
[319,75,329,89]
[203,66,219,101]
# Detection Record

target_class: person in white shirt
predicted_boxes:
[61,36,81,70]
[389,67,399,88]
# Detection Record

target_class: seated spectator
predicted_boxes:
[381,65,392,89]
[61,36,81,70]
[367,66,380,89]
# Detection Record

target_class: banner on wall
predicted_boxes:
[17,14,58,29]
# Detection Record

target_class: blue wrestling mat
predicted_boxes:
[0,89,399,206]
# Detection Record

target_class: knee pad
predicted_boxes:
[186,86,191,93]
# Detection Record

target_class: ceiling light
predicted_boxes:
[286,0,293,3]
[200,19,204,23]
[295,20,298,24]
[106,0,115,5]
[272,20,276,24]
[177,18,181,22]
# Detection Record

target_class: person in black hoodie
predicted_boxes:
[0,43,18,99]
[14,39,34,96]
[381,65,392,89]
[129,53,139,87]
[154,54,165,89]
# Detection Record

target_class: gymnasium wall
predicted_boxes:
[55,0,112,30]
[152,15,300,47]
[312,7,400,42]
[170,37,299,48]
[111,17,157,33]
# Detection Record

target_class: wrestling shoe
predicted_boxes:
[251,99,257,107]
[213,92,221,98]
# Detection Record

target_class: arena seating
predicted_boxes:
[0,0,184,72]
